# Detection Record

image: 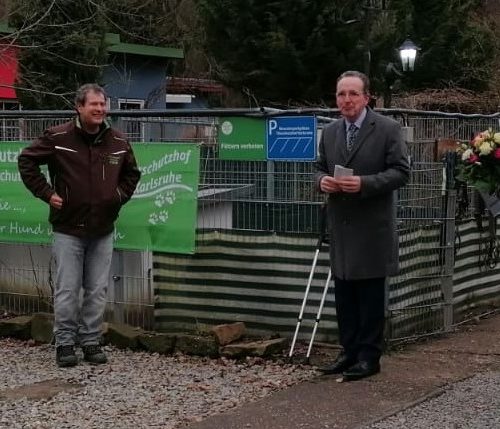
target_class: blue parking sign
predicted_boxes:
[266,116,317,161]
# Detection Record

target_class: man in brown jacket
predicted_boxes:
[18,83,141,367]
[315,71,410,380]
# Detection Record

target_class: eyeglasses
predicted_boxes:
[336,90,364,99]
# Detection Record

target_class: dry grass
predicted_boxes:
[391,88,500,114]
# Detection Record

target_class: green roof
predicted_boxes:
[108,42,184,59]
[105,33,183,59]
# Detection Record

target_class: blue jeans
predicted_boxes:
[52,232,113,347]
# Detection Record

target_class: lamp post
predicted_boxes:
[383,38,419,108]
[398,38,419,72]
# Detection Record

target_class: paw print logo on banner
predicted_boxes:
[148,210,169,225]
[154,191,176,208]
[149,191,177,224]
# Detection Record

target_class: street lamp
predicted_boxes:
[398,38,419,72]
[383,37,419,107]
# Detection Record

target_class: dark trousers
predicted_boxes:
[334,276,386,363]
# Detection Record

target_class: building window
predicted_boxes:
[118,98,144,142]
[0,101,21,141]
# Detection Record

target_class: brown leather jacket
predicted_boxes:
[18,117,141,238]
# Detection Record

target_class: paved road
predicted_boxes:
[187,312,500,429]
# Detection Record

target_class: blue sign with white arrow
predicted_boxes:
[266,116,317,161]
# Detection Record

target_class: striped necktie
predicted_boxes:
[347,123,358,151]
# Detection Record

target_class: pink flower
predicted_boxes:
[494,148,500,159]
[468,154,479,163]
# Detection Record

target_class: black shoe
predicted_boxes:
[82,344,108,364]
[318,353,356,375]
[342,361,380,381]
[56,345,78,368]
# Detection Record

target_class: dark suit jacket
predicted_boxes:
[314,108,410,280]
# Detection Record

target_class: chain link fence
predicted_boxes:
[0,108,499,342]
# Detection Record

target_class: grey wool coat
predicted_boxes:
[314,108,410,280]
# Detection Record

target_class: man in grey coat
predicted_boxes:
[315,70,410,381]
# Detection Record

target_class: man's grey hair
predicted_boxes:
[74,83,106,106]
[337,70,370,94]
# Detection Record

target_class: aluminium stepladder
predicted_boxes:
[288,204,333,361]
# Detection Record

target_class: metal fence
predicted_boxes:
[0,108,499,343]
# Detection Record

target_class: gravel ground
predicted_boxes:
[0,338,317,429]
[364,371,500,429]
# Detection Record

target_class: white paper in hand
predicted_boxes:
[334,164,353,178]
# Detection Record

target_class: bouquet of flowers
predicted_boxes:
[456,128,500,195]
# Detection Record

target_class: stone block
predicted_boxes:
[138,332,176,354]
[210,322,246,346]
[105,323,144,350]
[31,312,54,344]
[175,334,219,357]
[221,338,288,358]
[0,315,32,340]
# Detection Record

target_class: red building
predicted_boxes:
[0,23,20,140]
[0,45,17,100]
[0,23,19,110]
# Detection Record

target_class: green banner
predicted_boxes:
[0,142,200,254]
[218,117,266,160]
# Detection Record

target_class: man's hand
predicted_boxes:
[320,175,341,193]
[335,176,361,193]
[49,193,63,209]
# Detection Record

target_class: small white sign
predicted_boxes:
[334,164,353,178]
[221,121,233,135]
